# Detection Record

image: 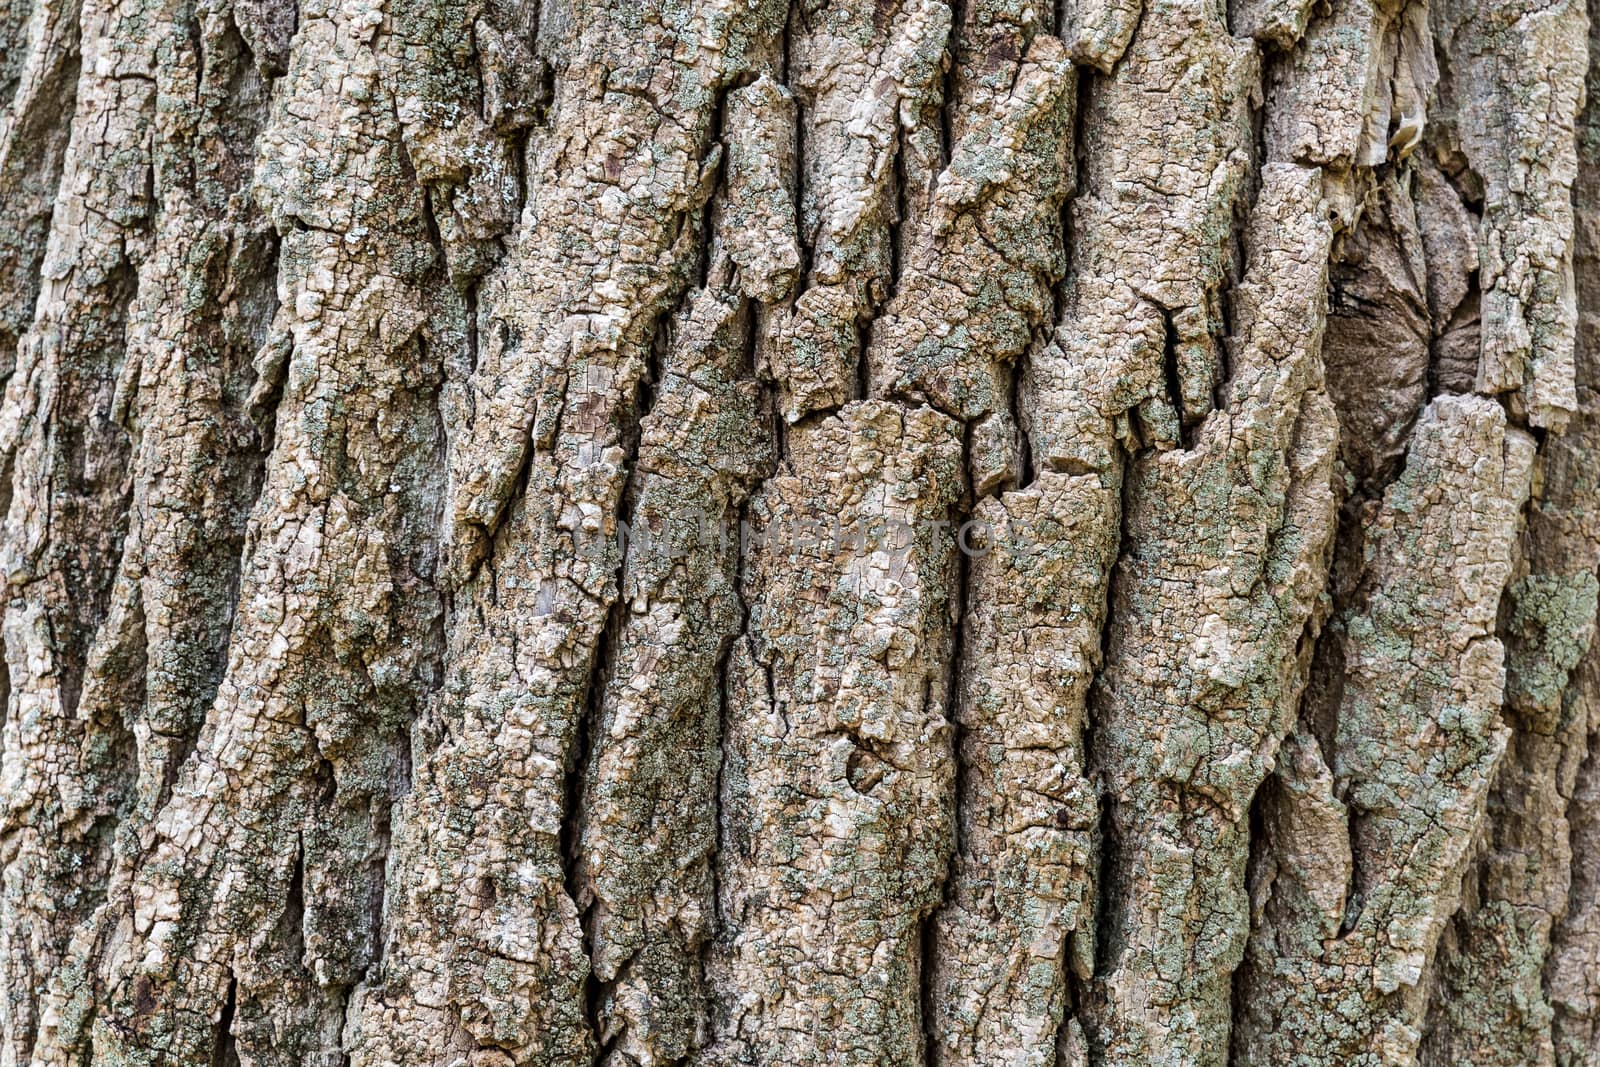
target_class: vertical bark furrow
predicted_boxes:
[353,5,783,1064]
[1237,396,1537,1065]
[1081,163,1339,1067]
[709,400,962,1067]
[1023,0,1292,1060]
[27,12,281,1060]
[925,469,1118,1066]
[1430,0,1585,432]
[763,0,949,423]
[909,12,1092,1061]
[1420,1,1600,1058]
[1544,13,1600,1059]
[72,0,450,1054]
[575,288,772,1067]
[0,0,80,390]
[866,1,1075,479]
[564,68,795,1067]
[1234,0,1590,1063]
[0,0,163,1051]
[1548,645,1600,1065]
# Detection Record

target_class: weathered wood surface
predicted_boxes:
[1,0,1598,1062]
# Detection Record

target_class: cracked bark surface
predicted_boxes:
[3,0,1600,1063]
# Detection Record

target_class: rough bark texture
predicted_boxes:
[2,0,1600,1062]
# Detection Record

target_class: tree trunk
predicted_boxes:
[1,0,1598,1062]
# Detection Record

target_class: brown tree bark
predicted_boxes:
[1,0,1597,1063]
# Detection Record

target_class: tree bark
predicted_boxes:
[1,0,1598,1062]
